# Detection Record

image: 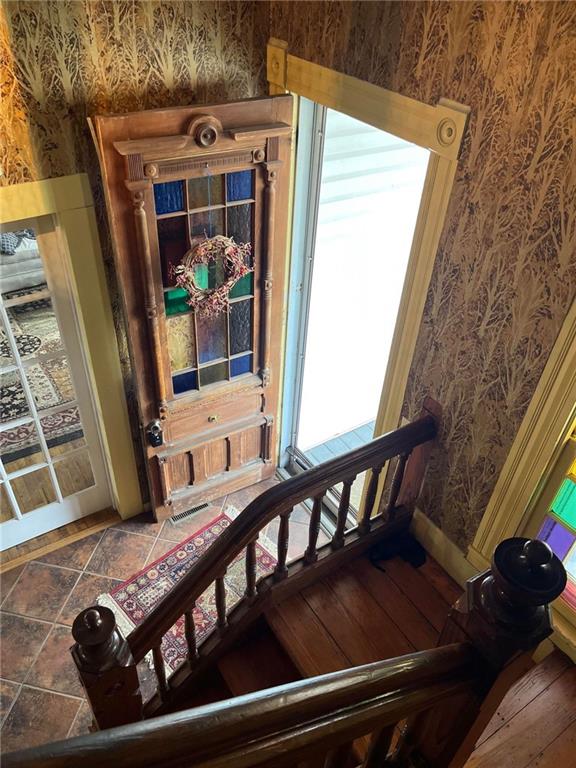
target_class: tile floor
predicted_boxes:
[0,478,327,754]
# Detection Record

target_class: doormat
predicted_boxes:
[98,508,277,674]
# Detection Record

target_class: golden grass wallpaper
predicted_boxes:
[2,1,575,551]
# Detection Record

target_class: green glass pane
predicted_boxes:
[551,477,576,531]
[187,175,224,209]
[200,361,228,386]
[194,264,208,290]
[229,272,253,299]
[165,288,191,316]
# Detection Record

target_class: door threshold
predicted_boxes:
[0,507,120,573]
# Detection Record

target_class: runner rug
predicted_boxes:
[98,508,277,674]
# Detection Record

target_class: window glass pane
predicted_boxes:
[165,288,191,316]
[0,370,30,423]
[167,313,196,372]
[200,361,228,386]
[173,369,198,394]
[11,467,57,513]
[197,313,226,364]
[154,181,184,215]
[0,315,15,367]
[565,541,576,581]
[0,483,14,522]
[537,515,575,560]
[188,175,224,209]
[230,354,252,378]
[0,228,45,299]
[157,217,188,287]
[190,210,224,239]
[227,171,253,202]
[0,420,45,474]
[40,406,86,458]
[230,300,252,355]
[54,450,95,497]
[227,203,252,244]
[551,477,576,530]
[5,297,64,362]
[26,357,76,411]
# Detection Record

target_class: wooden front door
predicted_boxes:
[93,95,292,520]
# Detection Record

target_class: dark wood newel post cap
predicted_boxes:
[491,537,567,608]
[72,605,133,673]
[73,606,115,646]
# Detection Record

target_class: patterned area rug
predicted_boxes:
[98,509,277,674]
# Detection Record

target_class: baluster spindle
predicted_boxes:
[385,453,409,520]
[304,494,323,564]
[358,464,383,534]
[324,741,355,767]
[215,574,227,631]
[332,477,354,549]
[152,644,169,700]
[274,508,291,581]
[184,609,199,663]
[245,540,257,600]
[362,724,395,767]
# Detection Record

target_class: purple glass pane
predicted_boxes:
[537,515,575,561]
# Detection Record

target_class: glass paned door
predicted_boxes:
[0,222,111,550]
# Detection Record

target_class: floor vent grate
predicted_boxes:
[169,503,209,525]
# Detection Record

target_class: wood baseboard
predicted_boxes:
[410,507,477,587]
[0,507,120,573]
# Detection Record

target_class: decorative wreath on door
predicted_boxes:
[172,235,252,318]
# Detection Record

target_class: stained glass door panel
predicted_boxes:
[155,170,255,396]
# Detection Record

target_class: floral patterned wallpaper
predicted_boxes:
[2,1,575,551]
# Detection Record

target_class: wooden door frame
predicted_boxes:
[0,175,142,521]
[267,38,470,514]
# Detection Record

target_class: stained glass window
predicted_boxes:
[537,455,576,609]
[155,169,256,395]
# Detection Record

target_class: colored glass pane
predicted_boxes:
[157,216,188,286]
[227,203,252,244]
[229,273,253,299]
[551,477,576,530]
[231,354,252,377]
[197,313,226,364]
[172,369,198,394]
[154,181,184,215]
[565,541,576,581]
[200,361,228,386]
[187,175,224,209]
[230,299,252,355]
[190,209,224,239]
[227,171,253,202]
[165,288,190,316]
[167,313,196,372]
[537,515,575,561]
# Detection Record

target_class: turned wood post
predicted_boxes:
[71,606,143,730]
[392,537,567,768]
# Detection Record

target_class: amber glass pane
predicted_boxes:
[0,370,30,423]
[41,406,86,458]
[0,419,45,474]
[54,450,95,497]
[157,216,188,286]
[26,356,76,412]
[154,181,184,215]
[227,203,252,245]
[187,175,224,209]
[227,171,253,202]
[197,313,226,364]
[167,313,196,372]
[230,300,252,355]
[190,209,224,239]
[200,361,228,386]
[11,467,57,513]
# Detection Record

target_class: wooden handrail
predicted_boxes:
[128,413,437,661]
[4,644,477,768]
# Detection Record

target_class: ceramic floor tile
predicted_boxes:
[225,477,279,512]
[159,504,228,543]
[113,512,163,538]
[146,537,180,565]
[1,686,80,752]
[0,679,20,725]
[2,562,79,622]
[36,533,103,570]
[0,566,25,606]
[58,573,122,626]
[0,613,51,683]
[85,528,154,580]
[25,624,83,697]
[67,701,93,738]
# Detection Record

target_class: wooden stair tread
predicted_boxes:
[218,620,301,696]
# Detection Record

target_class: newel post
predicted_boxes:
[393,537,567,768]
[71,606,143,730]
